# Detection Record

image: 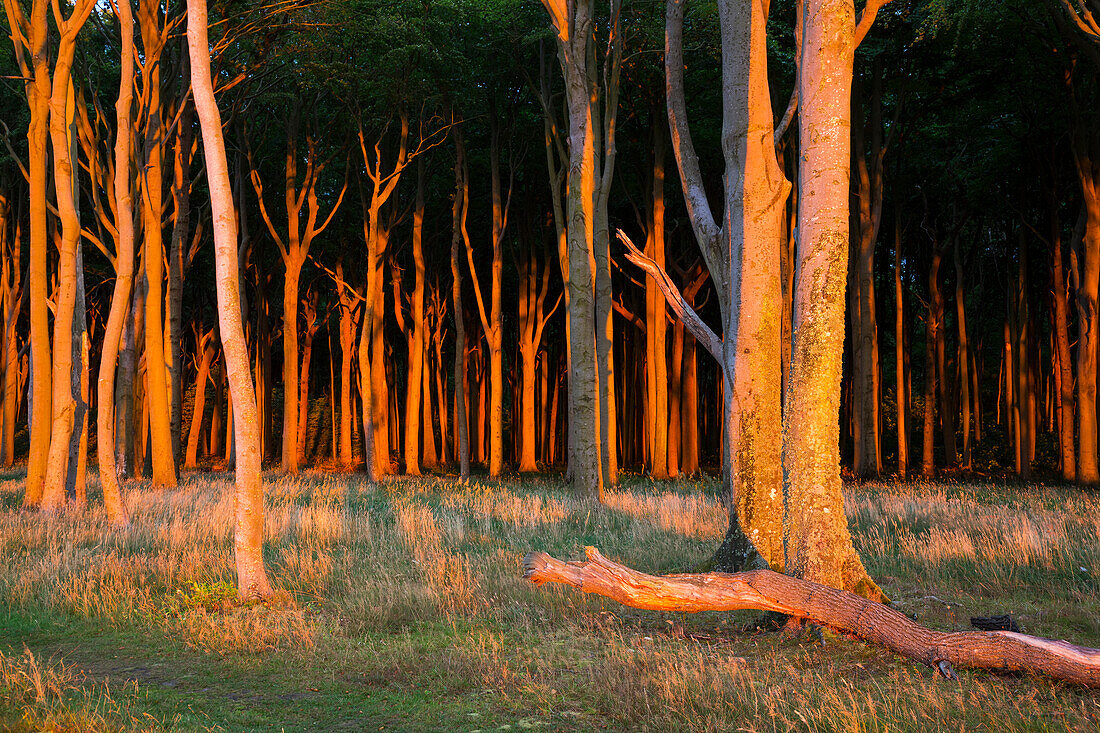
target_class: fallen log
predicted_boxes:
[522,547,1100,688]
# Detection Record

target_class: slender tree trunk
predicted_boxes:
[188,0,273,599]
[185,328,214,468]
[894,220,908,478]
[42,38,93,508]
[647,121,670,480]
[166,72,193,467]
[297,293,319,464]
[95,0,135,522]
[402,160,426,475]
[1053,195,1076,480]
[955,244,972,469]
[139,0,177,486]
[451,130,470,479]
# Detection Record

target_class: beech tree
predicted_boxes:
[187,0,272,599]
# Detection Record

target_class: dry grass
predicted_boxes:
[0,470,1098,731]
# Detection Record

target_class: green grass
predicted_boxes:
[0,470,1098,731]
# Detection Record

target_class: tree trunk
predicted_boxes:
[894,220,908,478]
[166,72,193,468]
[1053,195,1076,481]
[954,244,972,469]
[138,0,177,487]
[94,0,136,522]
[4,0,53,507]
[188,0,273,599]
[42,39,92,509]
[452,129,470,479]
[785,0,882,600]
[647,121,670,480]
[524,547,1100,688]
[185,328,215,468]
[297,293,319,465]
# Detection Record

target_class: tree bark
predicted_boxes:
[138,0,177,487]
[524,547,1100,689]
[185,327,215,469]
[1053,193,1077,481]
[94,0,135,522]
[3,0,53,507]
[188,0,273,600]
[894,220,908,478]
[451,128,470,480]
[42,13,95,509]
[785,0,882,599]
[658,0,786,571]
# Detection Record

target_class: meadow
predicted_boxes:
[0,469,1098,731]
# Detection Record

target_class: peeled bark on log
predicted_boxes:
[523,547,1100,688]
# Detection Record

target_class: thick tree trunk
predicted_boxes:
[524,548,1100,689]
[659,0,785,571]
[188,0,273,600]
[785,0,882,599]
[1073,160,1100,484]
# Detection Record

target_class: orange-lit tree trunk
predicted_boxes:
[297,290,320,464]
[463,112,509,477]
[400,159,427,475]
[1075,138,1100,483]
[333,262,362,468]
[783,0,887,599]
[138,0,177,487]
[41,0,97,510]
[451,128,470,479]
[921,246,942,478]
[185,326,215,469]
[165,69,194,467]
[0,191,20,469]
[251,119,346,473]
[358,116,416,481]
[1052,191,1076,481]
[94,0,136,522]
[188,0,273,599]
[645,120,671,480]
[431,286,449,465]
[516,226,559,473]
[3,0,52,507]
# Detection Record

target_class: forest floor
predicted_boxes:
[0,469,1097,732]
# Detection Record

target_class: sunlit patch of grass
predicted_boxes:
[0,471,1098,730]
